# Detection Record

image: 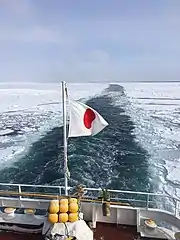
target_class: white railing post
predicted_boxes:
[175,199,179,217]
[18,185,22,200]
[146,194,149,209]
[59,187,62,196]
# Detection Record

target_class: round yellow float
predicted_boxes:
[68,212,78,222]
[69,198,78,204]
[59,213,68,223]
[48,200,59,214]
[48,213,58,224]
[60,198,68,205]
[69,203,78,213]
[59,204,68,213]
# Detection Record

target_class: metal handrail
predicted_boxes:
[0,182,178,199]
[0,182,179,217]
[0,182,70,189]
[84,187,179,200]
[0,183,177,200]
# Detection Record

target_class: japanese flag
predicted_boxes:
[68,99,108,137]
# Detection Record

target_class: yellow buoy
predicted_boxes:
[69,203,78,213]
[48,200,59,214]
[69,198,78,204]
[59,213,68,223]
[48,213,58,224]
[59,204,68,213]
[60,198,68,205]
[68,212,78,222]
[51,200,59,204]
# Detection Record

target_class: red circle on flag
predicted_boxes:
[83,108,96,129]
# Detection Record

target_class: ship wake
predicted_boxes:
[0,84,152,194]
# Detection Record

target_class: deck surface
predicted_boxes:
[0,223,138,240]
[0,232,44,240]
[94,222,139,240]
[0,222,166,240]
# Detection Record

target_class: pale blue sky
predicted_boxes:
[0,0,180,82]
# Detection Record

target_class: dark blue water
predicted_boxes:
[0,84,153,193]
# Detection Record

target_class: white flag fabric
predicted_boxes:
[68,99,108,137]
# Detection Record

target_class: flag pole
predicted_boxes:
[62,81,68,196]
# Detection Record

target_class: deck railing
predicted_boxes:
[0,182,179,218]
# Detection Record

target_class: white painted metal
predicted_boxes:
[62,81,68,196]
[0,183,179,216]
[0,182,180,238]
[0,210,45,226]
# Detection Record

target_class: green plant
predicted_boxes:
[99,189,111,217]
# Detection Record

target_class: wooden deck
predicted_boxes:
[0,232,43,240]
[93,222,168,240]
[94,222,139,240]
[0,222,168,239]
[0,223,138,240]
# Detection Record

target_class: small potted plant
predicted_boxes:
[99,189,110,217]
[72,184,86,219]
